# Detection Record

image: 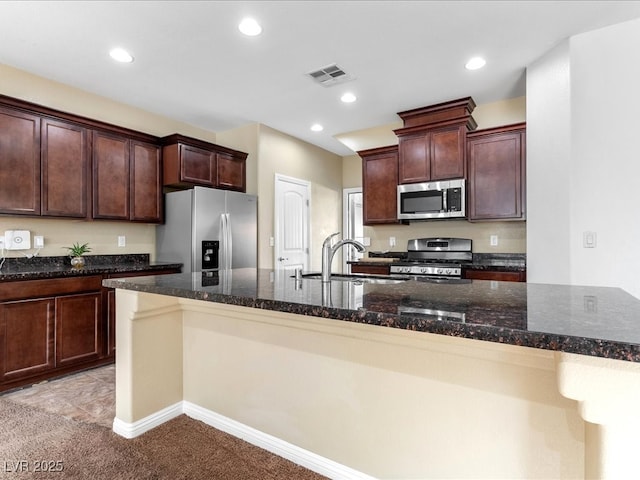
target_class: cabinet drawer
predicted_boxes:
[463,269,526,282]
[351,264,391,275]
[0,275,103,302]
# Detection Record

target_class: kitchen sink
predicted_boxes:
[298,273,410,285]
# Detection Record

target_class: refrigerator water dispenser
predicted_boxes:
[202,240,219,270]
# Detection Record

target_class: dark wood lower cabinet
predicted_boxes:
[0,268,179,392]
[463,269,526,282]
[55,293,102,367]
[350,263,391,275]
[0,298,55,382]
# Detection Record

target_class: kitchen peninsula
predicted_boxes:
[105,269,640,479]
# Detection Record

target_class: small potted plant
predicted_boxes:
[65,242,91,268]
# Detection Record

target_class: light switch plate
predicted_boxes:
[583,231,597,248]
[118,235,126,247]
[34,235,44,248]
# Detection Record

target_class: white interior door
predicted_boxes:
[274,174,310,272]
[343,188,364,273]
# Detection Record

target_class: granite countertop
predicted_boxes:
[0,254,182,281]
[103,268,640,363]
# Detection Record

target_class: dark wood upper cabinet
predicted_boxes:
[41,118,89,218]
[92,130,130,220]
[467,123,526,221]
[161,134,247,192]
[164,142,217,187]
[0,106,41,215]
[93,132,162,222]
[395,97,476,184]
[0,95,162,223]
[130,140,162,223]
[217,150,246,192]
[397,125,466,183]
[359,145,402,225]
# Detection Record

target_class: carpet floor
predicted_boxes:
[0,370,328,480]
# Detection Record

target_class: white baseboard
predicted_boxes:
[112,402,183,439]
[182,401,377,480]
[113,400,376,480]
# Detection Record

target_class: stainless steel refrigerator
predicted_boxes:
[156,186,258,273]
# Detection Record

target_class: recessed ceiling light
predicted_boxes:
[310,124,324,132]
[465,57,486,70]
[238,18,262,36]
[341,92,357,103]
[109,47,134,63]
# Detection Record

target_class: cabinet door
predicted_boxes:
[180,144,217,186]
[398,132,429,184]
[41,118,88,218]
[55,292,102,367]
[92,130,130,220]
[362,147,400,225]
[0,106,41,215]
[0,298,55,382]
[217,151,246,192]
[130,140,161,222]
[468,129,525,221]
[430,125,465,180]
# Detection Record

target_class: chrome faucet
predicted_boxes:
[321,232,365,282]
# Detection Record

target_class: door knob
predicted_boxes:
[277,257,288,262]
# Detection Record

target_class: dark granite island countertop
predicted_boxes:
[103,268,640,363]
[0,254,182,281]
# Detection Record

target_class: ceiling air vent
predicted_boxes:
[307,63,354,87]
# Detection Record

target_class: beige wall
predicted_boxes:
[340,96,528,254]
[255,125,343,270]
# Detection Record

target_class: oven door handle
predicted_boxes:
[442,189,448,211]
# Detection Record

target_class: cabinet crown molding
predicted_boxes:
[396,96,477,129]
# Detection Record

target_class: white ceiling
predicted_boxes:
[1,1,640,156]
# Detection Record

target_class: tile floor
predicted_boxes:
[1,365,115,428]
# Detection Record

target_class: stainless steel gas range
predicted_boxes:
[390,238,472,280]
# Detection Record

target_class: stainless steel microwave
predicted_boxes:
[397,179,466,220]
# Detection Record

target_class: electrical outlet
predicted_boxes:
[34,235,44,248]
[490,235,498,247]
[118,235,126,247]
[389,236,396,247]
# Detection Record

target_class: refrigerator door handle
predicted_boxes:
[220,213,232,270]
[219,213,227,270]
[225,213,233,270]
